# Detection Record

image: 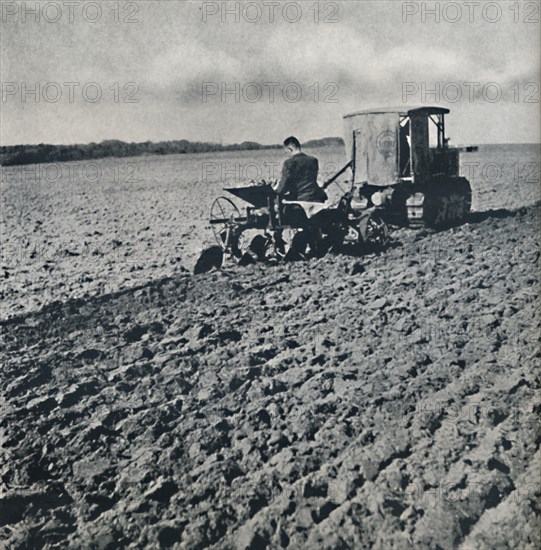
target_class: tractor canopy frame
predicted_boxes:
[343,106,451,187]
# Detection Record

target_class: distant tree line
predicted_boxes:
[0,137,344,166]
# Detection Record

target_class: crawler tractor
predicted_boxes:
[342,106,472,228]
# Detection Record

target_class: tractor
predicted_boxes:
[342,106,472,228]
[195,106,472,273]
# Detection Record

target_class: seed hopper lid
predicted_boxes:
[225,185,274,208]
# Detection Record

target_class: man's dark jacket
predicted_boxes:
[277,152,326,202]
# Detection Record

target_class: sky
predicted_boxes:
[1,0,540,146]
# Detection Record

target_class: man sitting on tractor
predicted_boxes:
[271,136,327,203]
[270,136,328,259]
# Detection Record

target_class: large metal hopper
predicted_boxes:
[224,185,274,208]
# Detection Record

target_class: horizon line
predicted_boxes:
[1,138,540,149]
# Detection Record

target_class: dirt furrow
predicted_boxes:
[1,205,539,549]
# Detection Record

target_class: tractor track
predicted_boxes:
[1,204,540,549]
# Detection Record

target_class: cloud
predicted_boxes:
[147,38,244,90]
[147,23,511,105]
[1,0,539,145]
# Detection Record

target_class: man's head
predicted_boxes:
[283,136,301,156]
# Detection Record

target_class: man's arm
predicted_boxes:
[272,159,293,194]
